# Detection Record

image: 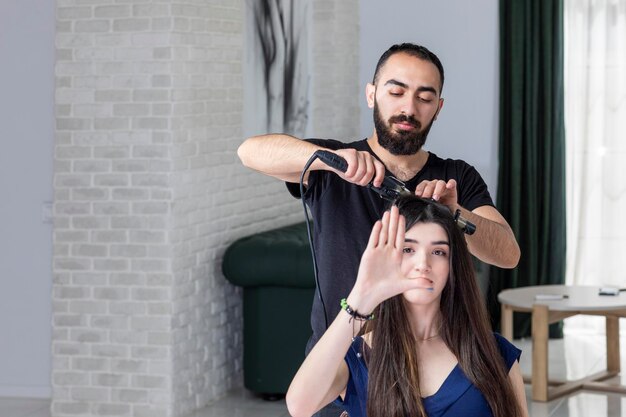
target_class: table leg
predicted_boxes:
[606,316,620,373]
[532,304,549,401]
[501,304,513,341]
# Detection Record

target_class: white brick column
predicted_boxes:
[53,1,359,416]
[54,2,177,416]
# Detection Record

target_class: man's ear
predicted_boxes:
[434,97,444,120]
[366,83,376,109]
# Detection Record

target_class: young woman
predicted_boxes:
[286,195,528,417]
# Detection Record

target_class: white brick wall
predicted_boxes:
[312,0,361,139]
[53,0,358,416]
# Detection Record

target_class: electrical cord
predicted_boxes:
[300,153,329,330]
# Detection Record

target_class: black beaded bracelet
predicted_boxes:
[340,298,375,321]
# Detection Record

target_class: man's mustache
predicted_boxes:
[388,114,421,129]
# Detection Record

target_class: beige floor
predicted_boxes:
[2,333,625,417]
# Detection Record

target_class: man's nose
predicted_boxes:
[399,96,417,117]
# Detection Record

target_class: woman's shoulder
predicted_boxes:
[493,333,522,369]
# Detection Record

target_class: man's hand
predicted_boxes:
[331,148,386,188]
[415,178,520,268]
[414,179,458,211]
[238,134,387,188]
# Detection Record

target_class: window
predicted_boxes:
[564,0,626,333]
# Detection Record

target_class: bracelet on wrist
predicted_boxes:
[340,298,375,321]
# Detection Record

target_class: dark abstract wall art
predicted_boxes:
[244,0,310,137]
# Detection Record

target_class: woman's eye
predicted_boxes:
[433,249,447,256]
[403,247,413,254]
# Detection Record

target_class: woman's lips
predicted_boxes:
[412,277,434,287]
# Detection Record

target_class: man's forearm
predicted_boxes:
[237,134,326,183]
[456,205,520,269]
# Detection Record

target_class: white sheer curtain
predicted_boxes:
[564,0,626,333]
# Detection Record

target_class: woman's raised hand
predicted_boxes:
[347,205,421,314]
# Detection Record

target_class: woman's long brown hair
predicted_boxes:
[363,196,522,417]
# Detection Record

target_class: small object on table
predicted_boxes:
[535,294,569,301]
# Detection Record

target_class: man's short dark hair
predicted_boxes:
[372,43,445,93]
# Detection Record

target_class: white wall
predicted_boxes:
[0,0,54,398]
[359,0,500,194]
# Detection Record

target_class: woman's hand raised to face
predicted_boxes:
[347,205,424,314]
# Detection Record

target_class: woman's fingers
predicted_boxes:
[367,220,382,249]
[386,206,405,252]
[387,206,398,247]
[371,207,405,250]
[369,206,405,252]
[378,210,390,246]
[395,214,405,250]
[396,278,432,295]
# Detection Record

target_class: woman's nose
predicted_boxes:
[414,251,431,272]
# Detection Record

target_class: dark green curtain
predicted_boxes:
[487,0,567,339]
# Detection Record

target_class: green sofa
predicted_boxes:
[222,222,315,398]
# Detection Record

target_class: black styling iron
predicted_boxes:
[314,150,476,235]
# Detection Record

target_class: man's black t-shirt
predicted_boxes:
[286,138,494,352]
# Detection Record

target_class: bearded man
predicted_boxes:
[237,43,520,417]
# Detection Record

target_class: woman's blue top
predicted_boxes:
[334,333,521,417]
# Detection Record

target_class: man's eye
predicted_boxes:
[390,91,403,96]
[418,97,433,103]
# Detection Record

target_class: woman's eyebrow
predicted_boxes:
[404,238,449,246]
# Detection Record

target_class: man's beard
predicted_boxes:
[373,101,435,156]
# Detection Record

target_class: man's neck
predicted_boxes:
[367,134,429,182]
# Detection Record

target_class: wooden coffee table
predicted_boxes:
[498,285,626,401]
